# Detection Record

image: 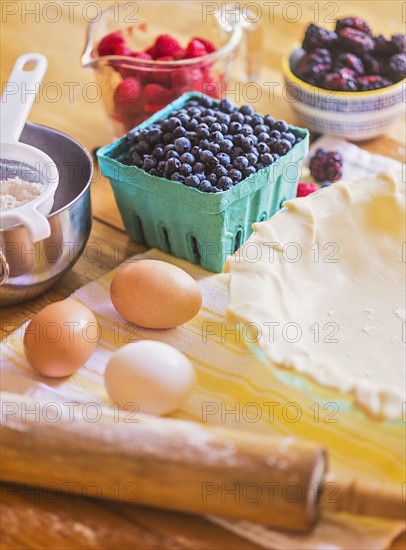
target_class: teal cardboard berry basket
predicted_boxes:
[97,92,309,272]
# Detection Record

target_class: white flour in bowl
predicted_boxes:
[0,177,44,210]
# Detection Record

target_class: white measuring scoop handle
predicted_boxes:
[1,53,48,143]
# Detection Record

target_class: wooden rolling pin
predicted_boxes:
[0,392,326,533]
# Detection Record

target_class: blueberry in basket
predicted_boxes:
[294,17,406,91]
[123,97,303,193]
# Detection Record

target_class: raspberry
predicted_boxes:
[193,37,216,53]
[335,17,372,36]
[323,68,357,91]
[309,149,343,182]
[153,34,184,59]
[356,75,393,91]
[302,24,337,52]
[131,52,153,60]
[334,53,364,75]
[297,182,319,197]
[386,53,406,82]
[184,39,208,58]
[337,28,374,56]
[143,84,175,113]
[114,77,142,107]
[97,32,127,56]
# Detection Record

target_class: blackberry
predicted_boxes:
[391,34,406,54]
[362,54,382,75]
[335,17,372,37]
[334,53,365,75]
[356,75,393,91]
[323,69,357,91]
[373,35,396,57]
[387,53,406,82]
[302,23,337,52]
[337,28,374,56]
[309,148,343,182]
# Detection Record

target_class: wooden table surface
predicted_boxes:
[1,1,405,548]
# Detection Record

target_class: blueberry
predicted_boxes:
[163,132,175,144]
[210,122,222,133]
[147,128,163,144]
[220,139,233,153]
[210,131,224,142]
[230,121,242,134]
[255,163,264,170]
[153,146,164,159]
[264,115,275,127]
[196,172,206,182]
[199,138,210,149]
[173,126,187,138]
[130,151,142,167]
[193,162,205,174]
[200,149,214,163]
[250,114,264,127]
[216,112,231,124]
[186,118,198,130]
[229,169,242,182]
[197,124,210,138]
[260,153,274,165]
[174,137,191,154]
[143,155,157,171]
[254,125,268,136]
[207,155,219,167]
[241,124,254,136]
[212,186,222,193]
[220,123,229,134]
[234,156,249,170]
[219,98,235,113]
[187,106,201,117]
[218,176,233,189]
[273,139,292,155]
[178,114,190,125]
[242,166,256,178]
[166,150,179,159]
[241,137,255,152]
[164,144,175,153]
[239,105,255,116]
[180,163,193,176]
[270,130,281,140]
[165,158,181,174]
[208,142,221,155]
[203,115,216,125]
[191,145,201,156]
[233,134,244,146]
[199,180,213,192]
[157,160,166,173]
[170,172,185,183]
[230,147,244,160]
[166,117,181,132]
[186,131,197,142]
[246,152,258,165]
[257,132,270,143]
[207,173,218,185]
[230,112,244,124]
[135,139,151,154]
[149,168,159,176]
[257,142,269,154]
[185,175,200,188]
[180,152,195,165]
[281,132,296,145]
[273,120,289,133]
[217,152,231,166]
[214,164,228,178]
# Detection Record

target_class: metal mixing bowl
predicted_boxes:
[0,122,93,306]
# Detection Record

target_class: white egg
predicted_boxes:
[104,341,196,416]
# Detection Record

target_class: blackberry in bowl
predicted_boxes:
[281,18,406,139]
[97,93,308,272]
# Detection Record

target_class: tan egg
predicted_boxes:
[110,260,202,329]
[24,300,99,378]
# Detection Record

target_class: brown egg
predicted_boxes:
[110,260,202,329]
[24,301,98,378]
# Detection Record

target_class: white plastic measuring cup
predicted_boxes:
[0,53,59,242]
